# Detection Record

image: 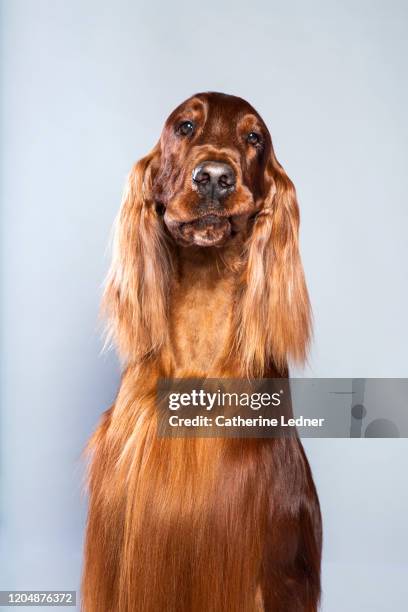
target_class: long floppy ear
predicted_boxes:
[102,143,171,364]
[237,151,312,376]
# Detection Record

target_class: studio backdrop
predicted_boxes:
[1,1,407,611]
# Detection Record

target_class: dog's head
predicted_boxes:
[104,92,311,375]
[152,92,272,247]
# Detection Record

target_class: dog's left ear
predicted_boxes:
[237,149,312,375]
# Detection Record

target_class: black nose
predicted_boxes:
[192,161,236,199]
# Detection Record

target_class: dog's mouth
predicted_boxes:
[157,190,258,247]
[177,215,232,247]
[164,212,232,247]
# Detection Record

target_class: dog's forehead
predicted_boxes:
[164,92,266,130]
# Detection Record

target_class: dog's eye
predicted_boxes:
[247,132,261,146]
[177,121,195,137]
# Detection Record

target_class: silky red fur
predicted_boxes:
[82,92,322,611]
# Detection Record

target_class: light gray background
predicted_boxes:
[1,1,407,610]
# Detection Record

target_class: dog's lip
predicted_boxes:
[179,214,230,228]
[165,211,231,227]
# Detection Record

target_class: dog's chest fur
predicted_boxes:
[166,246,240,376]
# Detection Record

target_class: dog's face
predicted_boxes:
[152,92,273,247]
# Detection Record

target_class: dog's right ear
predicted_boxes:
[102,143,170,364]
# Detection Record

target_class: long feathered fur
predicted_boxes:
[102,144,172,363]
[82,369,321,611]
[236,154,312,375]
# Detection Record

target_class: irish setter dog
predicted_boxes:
[82,92,322,611]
